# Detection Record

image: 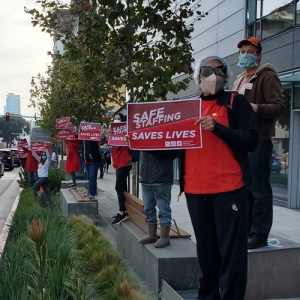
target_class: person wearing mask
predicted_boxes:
[65,136,81,188]
[179,55,258,299]
[233,37,285,249]
[32,146,51,197]
[110,113,133,225]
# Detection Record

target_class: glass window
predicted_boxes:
[247,23,255,36]
[247,0,256,23]
[270,84,291,197]
[294,83,300,109]
[261,1,294,39]
[297,1,300,25]
[262,0,294,17]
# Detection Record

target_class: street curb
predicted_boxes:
[0,187,22,260]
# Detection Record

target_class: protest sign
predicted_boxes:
[17,139,28,158]
[127,99,202,150]
[31,141,46,151]
[78,122,102,141]
[57,127,75,141]
[56,117,71,129]
[108,122,127,146]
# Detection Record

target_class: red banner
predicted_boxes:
[57,127,75,141]
[78,122,102,141]
[108,122,127,146]
[127,100,202,150]
[56,117,71,129]
[31,141,46,151]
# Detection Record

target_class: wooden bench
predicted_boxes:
[69,186,98,202]
[124,192,191,238]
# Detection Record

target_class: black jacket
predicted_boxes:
[179,90,258,193]
[139,150,178,185]
[81,140,101,163]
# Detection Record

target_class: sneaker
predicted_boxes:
[112,213,128,225]
[89,195,95,200]
[112,214,118,219]
[68,183,76,188]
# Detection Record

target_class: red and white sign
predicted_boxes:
[31,141,46,151]
[56,117,71,129]
[127,100,202,150]
[78,122,102,141]
[17,139,28,158]
[108,122,127,146]
[57,127,75,141]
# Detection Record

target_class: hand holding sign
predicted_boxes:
[195,116,216,131]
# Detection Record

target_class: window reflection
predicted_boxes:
[297,1,300,25]
[270,84,291,197]
[262,0,293,16]
[262,1,294,39]
[294,84,300,109]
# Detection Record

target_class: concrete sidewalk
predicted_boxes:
[94,166,300,245]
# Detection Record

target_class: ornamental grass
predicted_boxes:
[0,188,155,300]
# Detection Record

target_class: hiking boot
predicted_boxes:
[112,213,128,225]
[138,224,157,245]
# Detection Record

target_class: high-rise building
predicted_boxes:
[6,93,20,115]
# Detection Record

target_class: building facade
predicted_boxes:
[5,93,20,115]
[168,0,300,209]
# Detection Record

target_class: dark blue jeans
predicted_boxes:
[85,162,100,197]
[32,177,48,197]
[248,139,273,240]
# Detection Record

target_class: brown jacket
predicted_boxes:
[233,63,285,140]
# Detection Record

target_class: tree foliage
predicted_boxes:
[0,116,30,147]
[25,0,207,132]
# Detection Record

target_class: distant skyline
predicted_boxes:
[0,1,54,117]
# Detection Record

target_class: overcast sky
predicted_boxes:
[0,1,54,117]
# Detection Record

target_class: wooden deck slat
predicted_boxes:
[70,187,97,202]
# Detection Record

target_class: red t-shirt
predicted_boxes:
[112,146,132,170]
[184,99,244,194]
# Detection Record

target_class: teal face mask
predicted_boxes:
[42,155,47,160]
[237,53,257,69]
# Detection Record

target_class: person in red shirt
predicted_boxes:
[179,56,258,300]
[23,146,39,186]
[110,113,132,225]
[65,136,82,188]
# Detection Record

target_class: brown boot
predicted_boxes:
[154,226,170,248]
[138,224,157,244]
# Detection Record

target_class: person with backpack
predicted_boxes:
[178,55,258,300]
[110,113,133,225]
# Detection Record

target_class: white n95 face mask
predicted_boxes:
[200,74,225,95]
[114,119,121,123]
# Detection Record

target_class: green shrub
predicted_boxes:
[47,168,65,193]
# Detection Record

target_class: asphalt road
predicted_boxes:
[0,166,22,257]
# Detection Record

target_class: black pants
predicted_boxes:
[186,187,248,300]
[99,161,104,178]
[248,139,273,241]
[115,165,132,211]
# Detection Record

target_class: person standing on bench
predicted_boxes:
[137,150,178,248]
[111,113,133,225]
[178,55,258,300]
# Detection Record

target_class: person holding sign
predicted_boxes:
[110,113,133,225]
[179,56,258,300]
[65,136,81,188]
[32,145,51,197]
[22,145,39,186]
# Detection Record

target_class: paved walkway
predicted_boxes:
[92,166,300,245]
